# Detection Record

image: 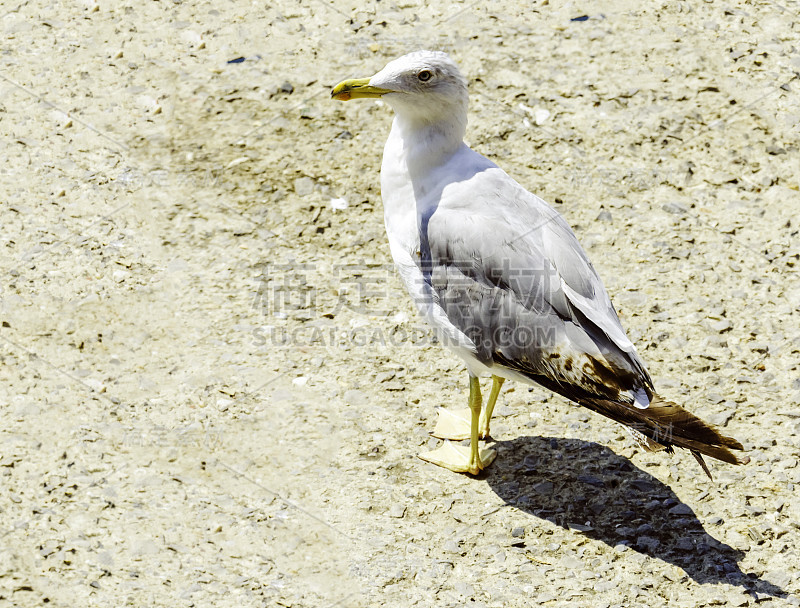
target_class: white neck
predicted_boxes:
[390,111,466,177]
[379,108,472,265]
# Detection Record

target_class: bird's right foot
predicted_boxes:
[418,440,496,475]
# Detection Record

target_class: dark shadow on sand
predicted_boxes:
[486,436,786,599]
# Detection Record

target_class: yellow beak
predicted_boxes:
[331,78,392,101]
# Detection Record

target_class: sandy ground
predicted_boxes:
[1,0,799,606]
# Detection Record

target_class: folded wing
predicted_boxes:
[421,168,745,473]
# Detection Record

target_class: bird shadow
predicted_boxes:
[485,435,786,599]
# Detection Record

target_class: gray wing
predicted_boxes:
[423,175,653,407]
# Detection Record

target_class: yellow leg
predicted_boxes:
[479,376,505,438]
[432,375,506,440]
[465,375,484,474]
[419,375,497,475]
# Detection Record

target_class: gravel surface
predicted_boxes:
[1,1,799,606]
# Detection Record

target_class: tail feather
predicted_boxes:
[491,355,747,476]
[691,450,713,480]
[580,394,747,475]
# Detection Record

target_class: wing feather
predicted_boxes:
[418,167,745,472]
[424,172,651,405]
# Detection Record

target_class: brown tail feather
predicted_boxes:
[580,394,747,472]
[691,451,713,480]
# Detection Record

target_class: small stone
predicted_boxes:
[629,479,654,492]
[669,504,694,516]
[294,177,315,196]
[520,454,538,473]
[676,537,694,551]
[708,410,735,426]
[534,108,550,125]
[577,474,604,487]
[454,581,474,597]
[596,209,613,222]
[710,319,733,333]
[343,389,368,406]
[226,156,249,169]
[497,405,513,417]
[636,536,660,551]
[280,81,294,94]
[765,570,792,589]
[511,526,525,538]
[388,504,406,518]
[84,378,105,393]
[663,202,687,214]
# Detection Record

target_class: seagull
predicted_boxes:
[331,50,746,477]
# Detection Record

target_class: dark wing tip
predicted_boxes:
[691,450,713,480]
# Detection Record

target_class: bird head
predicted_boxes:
[331,50,468,127]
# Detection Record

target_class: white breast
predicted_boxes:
[379,122,480,361]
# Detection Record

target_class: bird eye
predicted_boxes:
[417,70,432,82]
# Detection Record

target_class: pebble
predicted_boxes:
[765,570,793,588]
[443,540,461,554]
[577,474,604,487]
[636,536,660,552]
[662,202,687,214]
[629,480,654,492]
[708,409,735,426]
[675,537,694,551]
[668,504,694,516]
[709,319,733,333]
[534,108,550,125]
[454,581,474,596]
[343,389,368,406]
[294,177,315,196]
